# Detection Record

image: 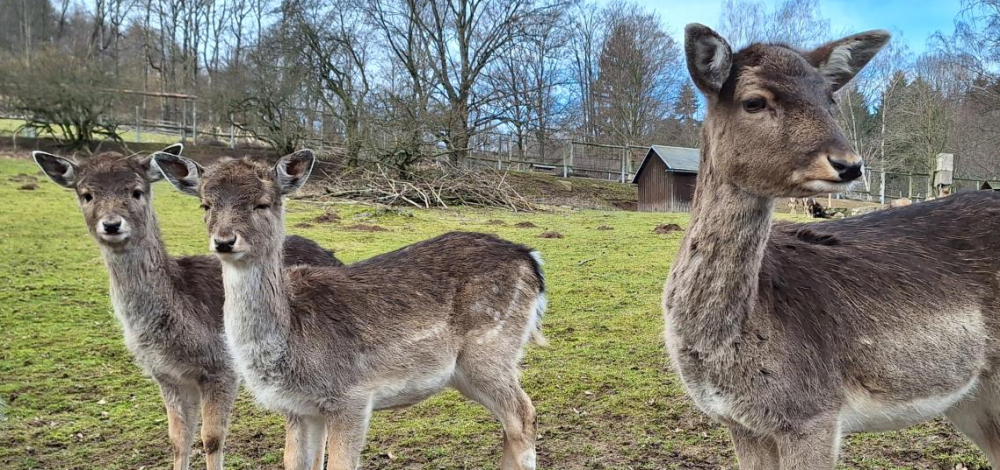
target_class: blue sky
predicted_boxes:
[616,0,963,54]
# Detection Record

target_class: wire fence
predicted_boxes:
[0,99,650,184]
[841,170,999,203]
[5,96,999,198]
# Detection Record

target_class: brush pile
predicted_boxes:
[315,163,535,211]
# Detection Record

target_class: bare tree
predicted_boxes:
[286,0,371,164]
[719,0,830,48]
[413,0,560,162]
[488,6,570,161]
[594,2,682,147]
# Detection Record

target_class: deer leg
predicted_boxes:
[284,414,327,470]
[774,415,840,470]
[728,424,779,470]
[312,426,327,470]
[198,377,238,470]
[159,379,200,470]
[946,381,1000,468]
[325,403,372,470]
[453,366,537,470]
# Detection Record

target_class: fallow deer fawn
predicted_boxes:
[34,145,342,470]
[154,150,547,470]
[665,24,1000,469]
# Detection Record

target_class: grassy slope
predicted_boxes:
[0,156,984,469]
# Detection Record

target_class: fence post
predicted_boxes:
[506,134,512,171]
[620,147,627,183]
[135,106,141,143]
[192,101,198,144]
[907,174,913,199]
[562,146,568,178]
[879,169,886,204]
[229,114,235,149]
[180,101,187,143]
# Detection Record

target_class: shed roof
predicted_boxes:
[631,145,700,183]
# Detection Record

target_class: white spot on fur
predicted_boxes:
[839,376,979,433]
[371,362,455,409]
[520,449,537,470]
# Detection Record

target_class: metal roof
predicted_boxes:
[631,145,700,183]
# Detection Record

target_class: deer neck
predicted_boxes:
[220,234,291,374]
[664,141,774,354]
[100,214,177,335]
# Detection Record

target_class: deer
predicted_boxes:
[664,24,1000,469]
[153,150,547,470]
[33,145,343,470]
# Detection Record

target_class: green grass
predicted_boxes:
[0,156,987,469]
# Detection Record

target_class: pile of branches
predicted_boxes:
[316,162,534,211]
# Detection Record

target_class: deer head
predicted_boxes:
[33,144,184,248]
[685,24,889,198]
[155,150,314,262]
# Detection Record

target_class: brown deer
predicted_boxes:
[154,150,547,470]
[665,24,1000,469]
[33,145,342,470]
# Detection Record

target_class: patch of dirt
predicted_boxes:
[653,223,683,234]
[514,221,537,228]
[610,199,638,211]
[505,172,637,211]
[345,223,388,232]
[9,174,38,184]
[537,231,564,239]
[596,225,614,231]
[18,183,38,190]
[312,210,340,224]
[293,222,313,229]
[485,219,506,226]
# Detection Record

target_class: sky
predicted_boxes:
[614,0,964,55]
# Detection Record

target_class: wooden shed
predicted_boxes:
[981,181,1000,191]
[631,145,700,212]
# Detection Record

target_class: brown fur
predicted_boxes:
[33,146,342,470]
[156,151,547,470]
[663,24,1000,470]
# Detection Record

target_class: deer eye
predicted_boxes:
[742,97,767,113]
[132,189,144,200]
[200,203,211,211]
[81,193,93,203]
[254,204,271,211]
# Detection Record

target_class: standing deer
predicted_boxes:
[33,145,343,470]
[664,24,1000,469]
[154,150,547,470]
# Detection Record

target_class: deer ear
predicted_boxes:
[152,153,204,197]
[806,30,891,91]
[274,149,315,195]
[33,151,78,188]
[685,23,733,96]
[160,143,184,156]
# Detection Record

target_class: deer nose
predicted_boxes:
[214,236,236,253]
[828,156,863,182]
[102,220,122,234]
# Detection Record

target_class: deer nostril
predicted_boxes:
[103,220,122,234]
[828,156,863,182]
[214,237,236,253]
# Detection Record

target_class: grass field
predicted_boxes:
[0,155,987,469]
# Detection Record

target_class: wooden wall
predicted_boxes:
[637,155,697,212]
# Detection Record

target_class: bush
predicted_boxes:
[0,49,123,149]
